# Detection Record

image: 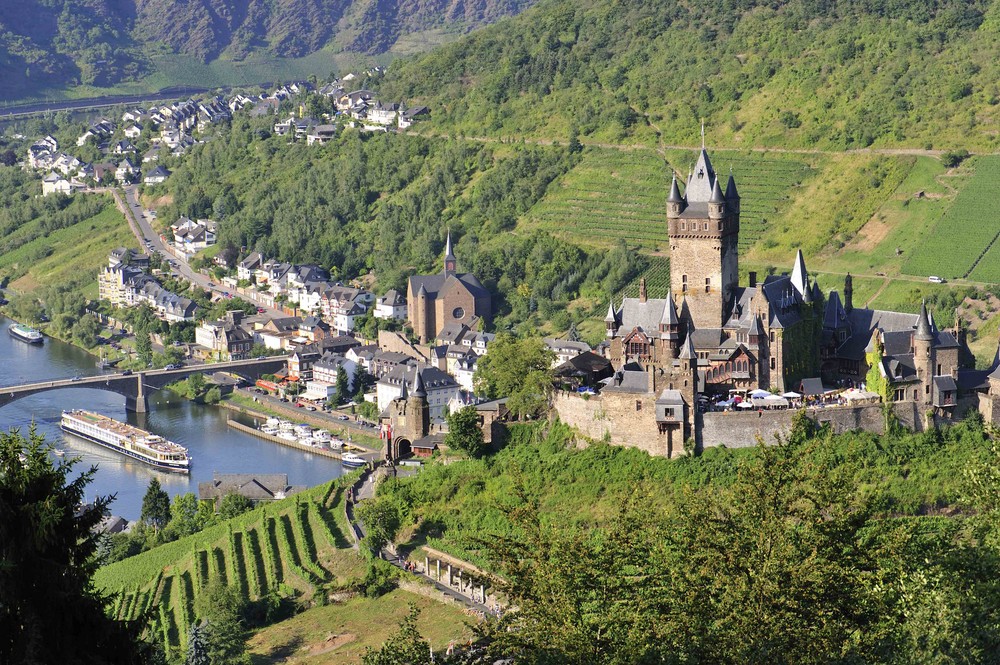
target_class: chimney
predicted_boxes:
[639,277,648,303]
[844,273,854,313]
[749,271,757,288]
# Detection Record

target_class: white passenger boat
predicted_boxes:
[60,409,190,473]
[341,452,366,468]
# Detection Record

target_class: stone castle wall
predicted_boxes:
[552,391,674,457]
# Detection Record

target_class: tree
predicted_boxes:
[0,149,16,166]
[333,365,350,405]
[135,329,153,366]
[353,364,374,399]
[140,478,170,529]
[196,582,249,665]
[188,372,206,395]
[184,622,210,665]
[474,333,555,418]
[71,314,101,348]
[356,498,401,557]
[203,386,222,404]
[218,492,254,519]
[362,605,432,665]
[445,406,486,457]
[0,427,150,663]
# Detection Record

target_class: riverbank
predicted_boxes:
[222,391,382,452]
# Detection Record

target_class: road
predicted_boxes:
[0,87,212,119]
[119,186,289,317]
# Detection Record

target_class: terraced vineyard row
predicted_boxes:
[721,154,815,253]
[615,255,672,301]
[95,477,358,655]
[525,149,671,249]
[904,156,1000,280]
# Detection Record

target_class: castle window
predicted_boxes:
[681,222,686,231]
[913,390,918,400]
[770,357,776,370]
[636,400,642,411]
[705,278,711,294]
[937,363,942,375]
[717,221,723,231]
[682,275,688,293]
[926,385,931,395]
[895,389,904,401]
[703,222,709,231]
[769,331,775,343]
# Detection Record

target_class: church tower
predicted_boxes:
[443,230,456,274]
[666,144,740,329]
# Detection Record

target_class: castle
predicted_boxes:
[575,145,990,456]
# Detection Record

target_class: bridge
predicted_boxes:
[0,356,289,412]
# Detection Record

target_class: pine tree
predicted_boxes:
[334,366,350,405]
[184,622,210,665]
[140,478,171,529]
[0,427,150,664]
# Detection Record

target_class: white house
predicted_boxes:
[376,364,460,419]
[144,165,171,185]
[374,289,407,320]
[41,173,73,196]
[543,338,592,367]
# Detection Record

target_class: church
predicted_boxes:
[591,145,984,454]
[407,233,492,344]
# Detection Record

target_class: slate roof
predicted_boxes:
[198,473,304,502]
[617,297,675,335]
[408,271,490,300]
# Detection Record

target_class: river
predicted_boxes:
[0,316,342,520]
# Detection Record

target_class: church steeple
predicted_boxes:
[443,230,456,274]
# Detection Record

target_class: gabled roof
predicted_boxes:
[685,149,716,203]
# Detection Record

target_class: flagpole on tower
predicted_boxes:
[701,118,705,150]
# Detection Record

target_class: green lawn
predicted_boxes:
[247,589,476,664]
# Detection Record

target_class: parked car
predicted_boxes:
[928,275,945,284]
[337,415,349,421]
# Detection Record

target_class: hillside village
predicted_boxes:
[24,75,428,196]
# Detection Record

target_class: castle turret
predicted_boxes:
[709,178,726,219]
[659,294,680,356]
[604,299,618,338]
[725,171,740,214]
[914,300,934,405]
[406,369,430,442]
[667,175,685,218]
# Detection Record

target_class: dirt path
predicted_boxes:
[865,276,892,308]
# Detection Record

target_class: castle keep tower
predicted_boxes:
[667,147,740,329]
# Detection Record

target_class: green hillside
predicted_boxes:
[376,0,1000,150]
[94,475,475,661]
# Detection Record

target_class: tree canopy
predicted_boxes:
[474,333,555,418]
[0,427,149,664]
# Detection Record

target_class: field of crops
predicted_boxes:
[714,152,816,253]
[615,255,671,301]
[95,475,359,656]
[524,149,670,249]
[523,148,814,254]
[903,156,1000,281]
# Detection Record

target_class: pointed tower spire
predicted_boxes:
[660,294,679,326]
[398,376,408,400]
[604,298,617,323]
[928,308,937,334]
[915,300,933,341]
[411,368,426,398]
[790,249,808,297]
[443,230,456,274]
[710,178,725,203]
[667,174,683,203]
[679,334,696,360]
[726,170,739,200]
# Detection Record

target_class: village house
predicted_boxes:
[376,363,459,419]
[171,217,216,253]
[144,165,171,184]
[544,338,592,367]
[41,173,74,196]
[195,311,253,360]
[375,289,407,320]
[237,251,264,281]
[198,473,305,508]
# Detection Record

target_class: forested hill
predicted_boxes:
[0,0,536,99]
[374,0,1000,149]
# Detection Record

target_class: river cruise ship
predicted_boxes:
[60,409,190,473]
[8,322,43,344]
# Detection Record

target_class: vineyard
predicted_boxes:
[719,153,816,254]
[523,149,670,249]
[522,147,814,255]
[903,156,1000,281]
[615,255,671,301]
[95,476,359,658]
